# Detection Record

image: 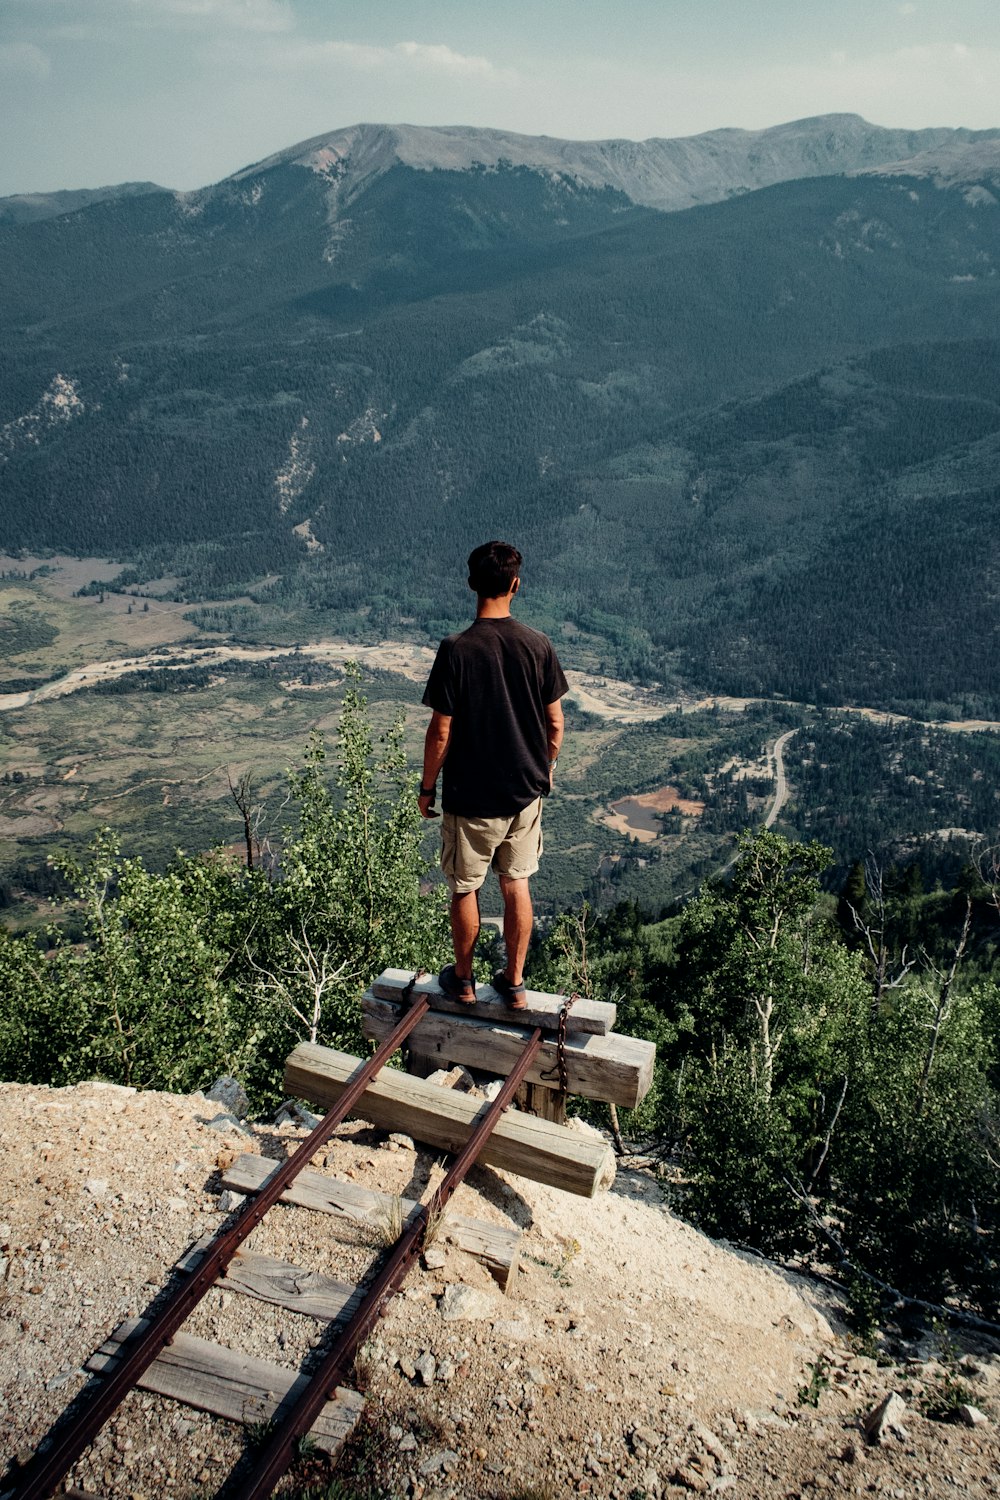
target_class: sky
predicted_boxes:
[2,0,999,196]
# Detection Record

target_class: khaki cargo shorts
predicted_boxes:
[441,798,544,895]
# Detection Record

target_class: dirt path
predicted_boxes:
[764,729,797,829]
[5,640,999,738]
[0,644,680,725]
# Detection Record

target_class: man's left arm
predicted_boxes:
[545,698,564,787]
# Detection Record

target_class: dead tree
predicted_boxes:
[915,894,973,1118]
[846,855,916,1022]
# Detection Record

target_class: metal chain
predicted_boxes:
[399,968,426,1069]
[540,991,578,1094]
[401,967,426,1006]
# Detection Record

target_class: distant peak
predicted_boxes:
[223,115,1000,215]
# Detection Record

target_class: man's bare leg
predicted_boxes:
[498,875,532,985]
[450,890,480,979]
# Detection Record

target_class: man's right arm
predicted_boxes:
[420,710,452,817]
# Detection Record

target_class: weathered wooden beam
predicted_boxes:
[87,1320,364,1456]
[219,1153,521,1291]
[178,1235,364,1322]
[515,1081,567,1125]
[284,1042,616,1197]
[362,994,655,1109]
[371,966,615,1036]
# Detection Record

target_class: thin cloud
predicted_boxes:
[394,41,515,82]
[0,41,52,79]
[247,35,517,84]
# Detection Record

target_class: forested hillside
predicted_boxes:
[2,123,1000,713]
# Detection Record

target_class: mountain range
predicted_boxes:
[2,114,999,714]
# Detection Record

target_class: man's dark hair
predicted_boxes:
[467,540,522,598]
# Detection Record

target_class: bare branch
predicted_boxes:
[915,895,973,1117]
[808,1074,848,1190]
[784,1175,1000,1339]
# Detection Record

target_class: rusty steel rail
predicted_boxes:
[12,992,432,1500]
[236,1025,545,1500]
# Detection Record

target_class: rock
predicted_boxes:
[641,1467,661,1497]
[674,1465,710,1493]
[292,1103,322,1129]
[709,1480,737,1494]
[200,1111,253,1138]
[0,1221,11,1242]
[418,1449,459,1477]
[414,1352,437,1386]
[491,1318,534,1340]
[389,1132,415,1150]
[423,1247,447,1271]
[439,1283,497,1322]
[957,1404,989,1428]
[399,1433,417,1452]
[862,1392,909,1445]
[426,1066,476,1092]
[165,1196,187,1212]
[399,1357,416,1380]
[632,1424,662,1450]
[204,1077,249,1119]
[525,1366,546,1385]
[85,1178,108,1198]
[437,1359,455,1383]
[217,1190,246,1212]
[691,1422,731,1468]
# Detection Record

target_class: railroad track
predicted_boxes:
[9,982,545,1500]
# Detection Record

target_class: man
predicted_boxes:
[419,540,568,1010]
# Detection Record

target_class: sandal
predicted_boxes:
[438,964,477,1006]
[492,970,528,1012]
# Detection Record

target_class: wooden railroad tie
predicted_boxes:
[285,1040,617,1196]
[370,966,618,1034]
[87,1319,364,1456]
[361,967,656,1125]
[218,1155,522,1291]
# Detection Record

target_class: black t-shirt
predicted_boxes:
[422,617,569,817]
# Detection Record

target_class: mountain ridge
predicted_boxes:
[224,113,1000,214]
[6,114,1000,227]
[0,181,167,226]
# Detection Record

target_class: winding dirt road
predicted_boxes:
[764,729,798,829]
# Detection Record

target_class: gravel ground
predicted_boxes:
[1,1080,998,1500]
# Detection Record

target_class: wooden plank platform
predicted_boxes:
[87,1320,364,1456]
[219,1154,521,1291]
[284,1043,617,1197]
[371,966,616,1036]
[178,1235,364,1322]
[363,993,655,1108]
